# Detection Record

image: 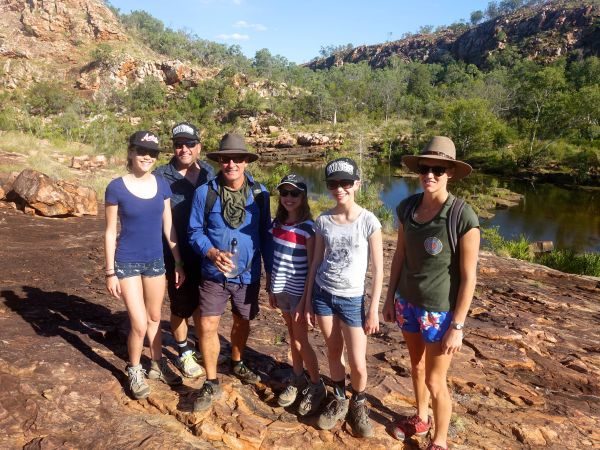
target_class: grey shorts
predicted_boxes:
[198,279,260,320]
[273,291,302,314]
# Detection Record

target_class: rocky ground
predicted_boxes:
[0,205,599,449]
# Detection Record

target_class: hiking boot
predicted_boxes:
[348,398,373,438]
[127,365,150,400]
[231,361,261,385]
[148,357,183,386]
[297,378,327,416]
[193,381,223,412]
[175,351,205,378]
[277,372,308,407]
[392,414,432,441]
[426,443,448,450]
[317,396,349,430]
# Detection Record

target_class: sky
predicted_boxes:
[108,0,494,64]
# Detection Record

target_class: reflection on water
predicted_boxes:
[289,164,600,253]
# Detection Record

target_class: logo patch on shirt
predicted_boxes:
[424,237,443,255]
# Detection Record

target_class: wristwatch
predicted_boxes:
[451,321,464,330]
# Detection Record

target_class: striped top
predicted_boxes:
[269,219,315,296]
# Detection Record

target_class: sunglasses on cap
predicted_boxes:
[279,188,302,198]
[134,147,159,158]
[418,165,447,176]
[326,179,355,190]
[174,140,198,149]
[218,155,247,164]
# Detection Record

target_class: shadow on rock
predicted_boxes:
[1,286,128,381]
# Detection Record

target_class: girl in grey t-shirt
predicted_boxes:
[304,157,383,438]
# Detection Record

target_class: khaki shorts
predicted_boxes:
[198,279,260,320]
[273,291,302,314]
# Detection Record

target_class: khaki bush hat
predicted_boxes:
[402,136,472,180]
[206,133,259,162]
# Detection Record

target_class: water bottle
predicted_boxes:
[224,238,239,278]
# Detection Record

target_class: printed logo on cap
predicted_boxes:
[172,124,196,137]
[326,160,355,176]
[140,133,159,144]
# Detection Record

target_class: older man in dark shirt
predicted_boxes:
[154,122,214,378]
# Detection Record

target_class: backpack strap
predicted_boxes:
[203,180,266,232]
[203,182,218,232]
[447,197,466,256]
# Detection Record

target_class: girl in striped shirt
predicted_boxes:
[268,174,326,415]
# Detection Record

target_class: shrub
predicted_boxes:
[538,250,600,277]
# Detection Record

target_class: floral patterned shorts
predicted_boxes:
[394,291,453,343]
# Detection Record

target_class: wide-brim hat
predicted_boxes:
[402,136,472,180]
[276,173,307,193]
[129,130,160,152]
[206,132,259,162]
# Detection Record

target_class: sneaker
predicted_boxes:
[127,365,150,400]
[392,414,432,441]
[193,381,223,412]
[175,351,205,378]
[348,398,373,438]
[297,379,327,416]
[148,357,183,386]
[231,361,261,385]
[317,396,349,430]
[426,443,447,450]
[277,373,308,407]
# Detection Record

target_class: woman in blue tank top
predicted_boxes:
[104,131,185,399]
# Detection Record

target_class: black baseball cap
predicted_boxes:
[129,131,160,151]
[276,174,307,193]
[325,157,360,181]
[171,122,199,141]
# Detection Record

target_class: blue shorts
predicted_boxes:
[114,257,166,280]
[312,284,365,328]
[394,292,453,343]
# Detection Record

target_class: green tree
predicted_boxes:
[443,98,506,157]
[470,10,484,24]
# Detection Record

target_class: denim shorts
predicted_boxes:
[114,257,166,280]
[394,292,453,343]
[312,284,365,328]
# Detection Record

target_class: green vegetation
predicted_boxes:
[482,227,600,277]
[0,1,597,217]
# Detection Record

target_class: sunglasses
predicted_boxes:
[174,140,198,149]
[326,179,355,190]
[279,189,302,198]
[418,165,447,176]
[135,148,159,158]
[218,156,246,164]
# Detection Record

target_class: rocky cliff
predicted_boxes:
[0,205,598,449]
[307,1,600,70]
[0,0,216,91]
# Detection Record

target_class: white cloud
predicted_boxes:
[234,20,267,31]
[216,33,250,41]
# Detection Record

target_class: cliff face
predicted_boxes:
[307,2,599,70]
[0,0,216,91]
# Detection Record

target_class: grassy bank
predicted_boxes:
[482,227,600,277]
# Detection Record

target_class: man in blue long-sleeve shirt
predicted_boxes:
[188,133,272,412]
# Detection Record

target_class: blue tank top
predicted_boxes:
[105,175,171,263]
